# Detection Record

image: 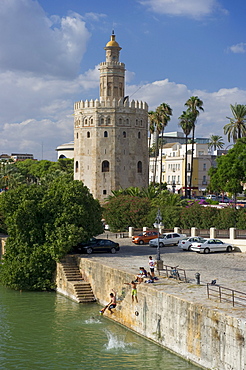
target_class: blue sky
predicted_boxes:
[0,0,246,160]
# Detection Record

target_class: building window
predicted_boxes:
[103,190,107,195]
[102,160,109,172]
[101,118,104,125]
[187,163,191,171]
[202,176,207,185]
[137,161,142,173]
[126,119,129,125]
[140,120,143,127]
[136,119,138,126]
[104,131,108,138]
[203,163,206,171]
[138,132,141,139]
[119,118,122,125]
[90,118,93,125]
[76,133,78,139]
[75,161,78,173]
[168,175,170,184]
[85,119,88,125]
[87,132,90,138]
[107,117,110,125]
[123,131,126,138]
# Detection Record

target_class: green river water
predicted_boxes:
[0,286,201,369]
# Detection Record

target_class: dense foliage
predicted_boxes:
[104,189,246,231]
[0,168,103,291]
[209,138,246,200]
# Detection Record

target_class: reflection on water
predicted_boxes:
[0,286,201,370]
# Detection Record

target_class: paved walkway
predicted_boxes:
[82,233,246,318]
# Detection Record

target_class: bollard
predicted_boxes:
[195,272,200,285]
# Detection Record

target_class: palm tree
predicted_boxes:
[224,103,246,142]
[179,111,195,198]
[185,96,204,197]
[148,111,156,181]
[155,103,172,185]
[208,135,224,151]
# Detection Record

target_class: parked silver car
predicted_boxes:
[149,232,186,247]
[190,239,233,254]
[178,236,207,251]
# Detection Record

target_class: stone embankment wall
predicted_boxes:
[76,257,246,370]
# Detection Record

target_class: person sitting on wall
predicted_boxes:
[99,289,117,315]
[135,267,147,283]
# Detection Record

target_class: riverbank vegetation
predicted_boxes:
[0,159,103,291]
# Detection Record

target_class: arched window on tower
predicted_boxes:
[137,161,142,173]
[90,118,93,125]
[119,118,122,125]
[87,132,90,138]
[75,161,79,173]
[104,131,108,138]
[138,132,141,139]
[123,131,126,138]
[85,119,88,125]
[102,160,110,172]
[107,117,110,125]
[101,118,104,125]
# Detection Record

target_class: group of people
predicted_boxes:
[100,256,157,314]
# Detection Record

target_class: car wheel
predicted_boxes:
[111,247,116,254]
[227,246,232,252]
[188,245,191,251]
[203,248,210,254]
[159,242,164,247]
[87,247,93,254]
[139,240,144,245]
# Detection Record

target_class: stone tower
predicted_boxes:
[74,33,149,202]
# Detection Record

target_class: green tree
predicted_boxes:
[185,96,204,197]
[179,110,195,198]
[0,175,103,290]
[224,103,246,142]
[208,138,246,204]
[103,195,151,230]
[208,135,224,151]
[156,103,172,185]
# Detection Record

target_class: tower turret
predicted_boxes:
[99,32,125,101]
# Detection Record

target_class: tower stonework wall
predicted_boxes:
[74,34,149,202]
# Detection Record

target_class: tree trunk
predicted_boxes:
[185,135,188,198]
[159,128,165,186]
[189,126,195,198]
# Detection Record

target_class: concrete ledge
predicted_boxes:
[77,257,246,370]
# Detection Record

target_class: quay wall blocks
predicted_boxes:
[77,257,246,370]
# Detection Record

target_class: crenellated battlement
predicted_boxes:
[74,98,148,111]
[100,61,125,68]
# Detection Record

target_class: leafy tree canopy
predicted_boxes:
[0,174,103,290]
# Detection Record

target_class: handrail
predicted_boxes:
[159,264,187,283]
[207,284,246,307]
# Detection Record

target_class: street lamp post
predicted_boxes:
[153,209,164,272]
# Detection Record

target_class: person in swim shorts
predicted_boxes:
[100,289,117,314]
[125,281,139,303]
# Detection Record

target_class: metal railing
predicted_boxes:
[160,264,187,283]
[207,284,246,307]
[235,229,246,239]
[216,229,230,238]
[197,229,210,238]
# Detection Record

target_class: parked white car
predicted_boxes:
[178,236,207,251]
[149,232,186,247]
[190,239,234,254]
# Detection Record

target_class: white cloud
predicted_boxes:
[229,43,246,54]
[126,80,246,140]
[0,0,90,78]
[138,0,228,19]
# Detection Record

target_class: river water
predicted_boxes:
[0,286,201,370]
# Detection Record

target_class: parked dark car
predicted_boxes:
[73,238,120,254]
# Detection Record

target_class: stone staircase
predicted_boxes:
[60,256,96,303]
